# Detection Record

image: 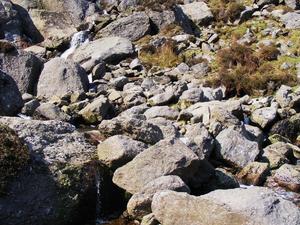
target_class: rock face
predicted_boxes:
[71,37,134,68]
[98,12,151,41]
[37,57,89,99]
[0,117,98,225]
[0,70,23,116]
[215,126,260,168]
[152,187,300,225]
[176,2,214,25]
[113,139,199,194]
[0,50,43,94]
[97,135,147,169]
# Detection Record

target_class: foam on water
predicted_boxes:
[61,31,89,59]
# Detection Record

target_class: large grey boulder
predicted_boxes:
[0,50,43,94]
[71,37,134,69]
[284,0,300,9]
[37,57,89,99]
[250,106,277,129]
[0,70,23,116]
[176,2,213,25]
[34,102,71,121]
[98,12,151,41]
[215,125,260,168]
[273,164,300,192]
[113,139,200,194]
[127,175,190,219]
[281,12,300,29]
[152,187,300,225]
[0,117,99,225]
[99,115,164,144]
[144,106,179,120]
[147,10,176,31]
[97,135,147,169]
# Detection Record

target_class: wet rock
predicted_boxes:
[37,58,89,99]
[273,164,300,192]
[152,187,300,225]
[215,125,260,168]
[0,70,23,116]
[113,139,199,194]
[97,135,147,169]
[237,162,270,186]
[0,50,43,94]
[98,12,151,41]
[21,99,40,116]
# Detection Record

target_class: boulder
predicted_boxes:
[78,95,112,124]
[98,12,151,41]
[0,50,43,94]
[250,107,277,129]
[147,10,176,31]
[97,135,147,169]
[144,106,179,120]
[176,2,213,25]
[37,58,89,99]
[281,12,300,29]
[71,37,134,69]
[0,70,23,116]
[99,115,163,144]
[147,117,180,140]
[284,0,300,9]
[0,117,99,225]
[127,175,190,219]
[273,164,300,192]
[113,139,199,194]
[215,125,260,168]
[152,187,300,225]
[34,102,71,121]
[275,85,293,108]
[262,142,297,168]
[237,162,270,186]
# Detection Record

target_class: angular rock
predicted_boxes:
[0,50,43,94]
[98,12,151,41]
[147,117,179,140]
[251,107,277,129]
[97,135,147,169]
[215,125,260,168]
[99,115,163,144]
[176,2,213,25]
[127,175,190,219]
[113,139,199,194]
[144,106,179,120]
[71,37,134,68]
[152,187,300,225]
[237,162,270,186]
[0,70,23,116]
[273,164,300,192]
[78,95,111,124]
[281,12,300,29]
[34,102,71,122]
[285,0,300,9]
[147,10,176,31]
[275,85,293,108]
[37,58,89,99]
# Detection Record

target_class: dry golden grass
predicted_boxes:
[139,40,183,68]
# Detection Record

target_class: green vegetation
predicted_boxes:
[0,125,29,195]
[207,42,297,96]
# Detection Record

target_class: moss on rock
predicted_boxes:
[0,124,29,194]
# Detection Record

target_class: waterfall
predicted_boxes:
[61,31,89,59]
[95,168,105,225]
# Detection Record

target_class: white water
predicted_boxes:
[61,31,89,59]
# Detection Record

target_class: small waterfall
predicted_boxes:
[95,168,105,225]
[61,31,89,59]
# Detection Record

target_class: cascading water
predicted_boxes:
[95,168,105,225]
[61,31,89,59]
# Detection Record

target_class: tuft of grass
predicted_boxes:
[139,40,183,68]
[257,43,280,61]
[208,42,297,96]
[208,0,245,23]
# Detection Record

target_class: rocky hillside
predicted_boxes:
[0,0,300,224]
